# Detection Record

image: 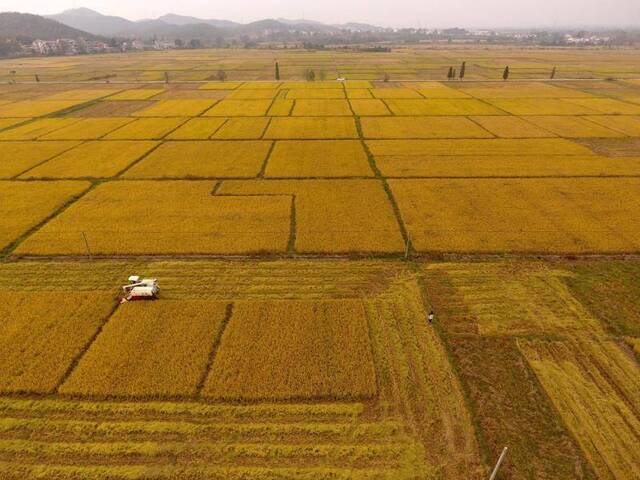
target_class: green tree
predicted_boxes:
[503,66,510,81]
[460,61,466,79]
[550,66,557,79]
[447,67,454,80]
[275,61,280,80]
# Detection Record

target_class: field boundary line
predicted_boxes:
[258,141,276,177]
[53,299,122,394]
[196,302,234,395]
[288,196,297,253]
[10,140,86,179]
[113,141,165,178]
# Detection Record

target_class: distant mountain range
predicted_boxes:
[39,7,385,39]
[0,11,103,40]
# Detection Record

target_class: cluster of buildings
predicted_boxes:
[28,38,177,56]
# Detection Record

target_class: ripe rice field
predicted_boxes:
[1,50,639,479]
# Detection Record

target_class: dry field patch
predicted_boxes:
[104,118,187,140]
[60,301,229,398]
[39,117,134,140]
[385,98,504,116]
[523,116,625,138]
[0,118,81,140]
[292,99,352,116]
[468,115,556,138]
[203,99,272,116]
[134,99,217,117]
[217,179,404,252]
[0,291,116,394]
[124,140,271,178]
[107,89,164,101]
[0,141,79,178]
[488,98,600,115]
[41,89,118,101]
[265,140,373,177]
[264,117,358,139]
[203,299,376,401]
[361,116,492,139]
[212,117,269,139]
[16,181,291,255]
[0,180,90,251]
[22,141,158,179]
[390,178,640,253]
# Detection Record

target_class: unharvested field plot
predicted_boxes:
[199,81,242,90]
[349,99,390,116]
[16,181,292,255]
[390,178,640,253]
[292,99,353,116]
[211,117,269,139]
[409,82,471,98]
[0,118,27,130]
[0,141,79,178]
[522,115,625,138]
[124,140,271,178]
[563,97,640,114]
[267,98,294,116]
[38,117,135,140]
[226,89,279,99]
[264,117,358,139]
[203,300,376,401]
[103,117,187,139]
[204,99,272,116]
[0,180,90,251]
[266,140,373,177]
[487,98,601,115]
[361,116,492,139]
[370,88,423,99]
[583,115,640,137]
[0,100,84,117]
[0,291,116,394]
[166,117,227,139]
[134,99,218,117]
[457,82,593,98]
[0,118,81,140]
[468,115,557,138]
[22,141,158,179]
[286,89,346,99]
[61,301,229,398]
[217,179,404,253]
[384,98,505,116]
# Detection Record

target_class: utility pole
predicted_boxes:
[81,232,92,260]
[489,447,508,480]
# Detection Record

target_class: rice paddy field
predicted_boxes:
[0,47,639,479]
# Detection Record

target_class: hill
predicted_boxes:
[158,13,239,29]
[45,8,133,37]
[0,12,100,40]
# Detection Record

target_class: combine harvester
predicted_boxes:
[121,275,159,303]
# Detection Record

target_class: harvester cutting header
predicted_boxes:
[121,276,159,303]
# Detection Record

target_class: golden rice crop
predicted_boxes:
[385,98,505,115]
[0,291,116,394]
[487,98,601,115]
[458,82,592,99]
[366,138,595,157]
[0,100,83,117]
[0,180,90,250]
[264,117,358,139]
[389,178,640,253]
[410,82,471,98]
[217,179,404,252]
[199,82,242,90]
[134,99,217,117]
[0,118,27,130]
[286,89,346,99]
[376,154,640,177]
[361,117,493,139]
[238,81,282,89]
[343,81,372,88]
[519,338,640,479]
[0,118,81,140]
[60,301,229,398]
[584,115,640,136]
[265,140,373,177]
[165,118,227,139]
[202,299,377,401]
[41,89,118,101]
[227,89,279,99]
[281,81,342,89]
[212,118,269,139]
[0,141,79,178]
[563,97,640,114]
[346,89,373,99]
[522,116,625,138]
[267,98,294,116]
[203,99,272,116]
[370,88,422,99]
[16,181,291,255]
[469,116,557,138]
[292,99,352,116]
[21,141,158,179]
[104,118,187,140]
[38,117,135,140]
[349,99,390,116]
[124,140,271,178]
[107,89,164,101]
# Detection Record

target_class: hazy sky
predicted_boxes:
[4,0,640,28]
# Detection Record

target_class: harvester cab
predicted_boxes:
[121,275,159,303]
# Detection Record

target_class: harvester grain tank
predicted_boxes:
[121,275,159,303]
